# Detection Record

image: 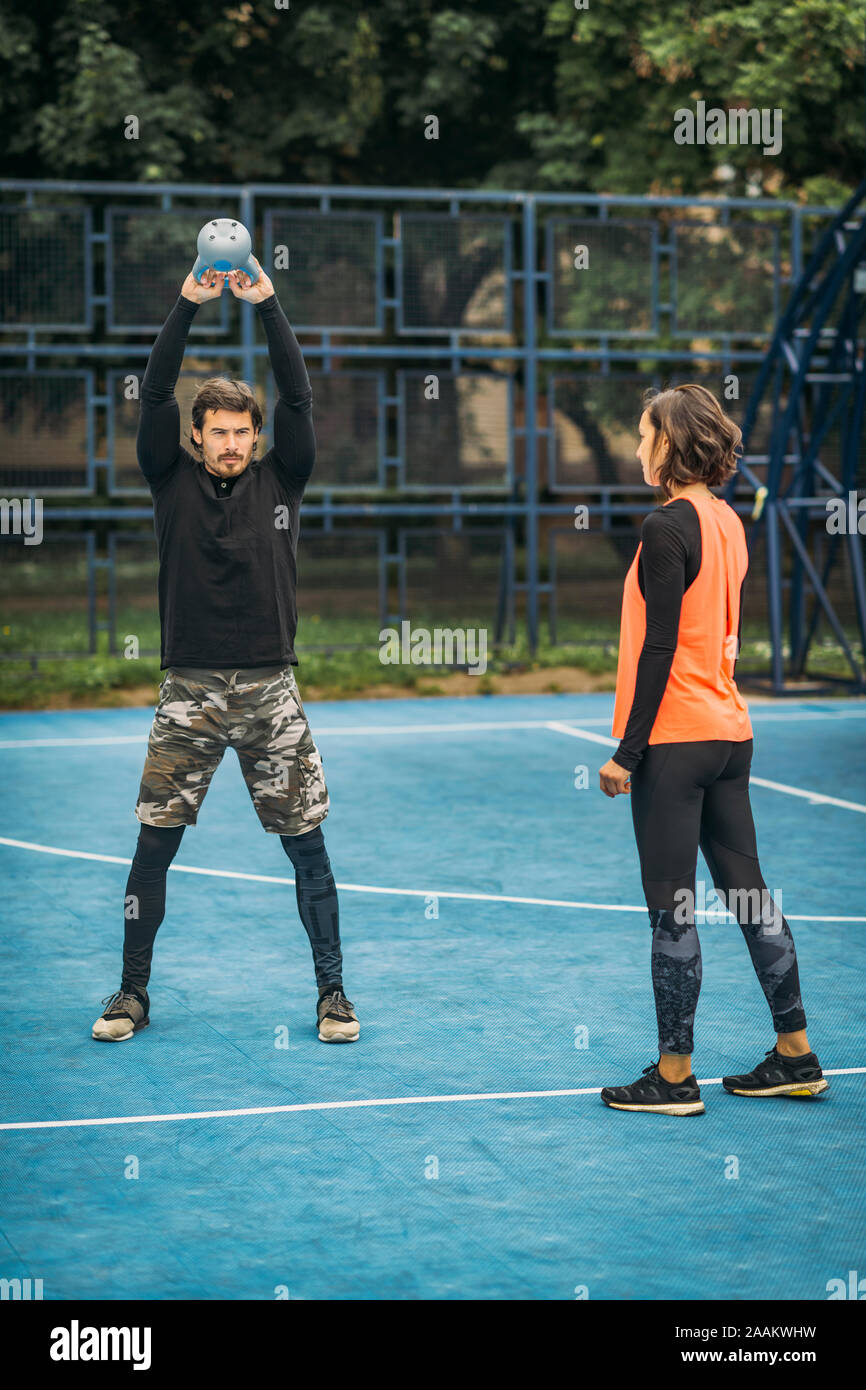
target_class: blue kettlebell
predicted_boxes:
[192,217,260,284]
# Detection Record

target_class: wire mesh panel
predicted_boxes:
[0,205,91,331]
[106,207,232,333]
[809,522,863,637]
[739,369,787,466]
[397,214,513,334]
[299,371,383,490]
[812,379,866,491]
[107,361,252,493]
[0,371,91,493]
[550,366,797,496]
[0,532,94,655]
[109,532,162,658]
[399,371,512,490]
[739,526,770,647]
[721,519,863,673]
[399,528,513,637]
[671,221,780,337]
[546,218,658,337]
[545,524,640,646]
[729,363,796,496]
[295,529,386,648]
[548,373,650,490]
[262,210,382,332]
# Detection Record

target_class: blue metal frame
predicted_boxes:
[722,178,866,690]
[0,179,860,683]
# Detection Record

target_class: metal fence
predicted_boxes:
[0,180,851,669]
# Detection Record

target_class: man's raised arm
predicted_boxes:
[136,270,225,487]
[231,259,316,493]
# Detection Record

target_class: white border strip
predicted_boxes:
[0,836,863,922]
[3,717,864,815]
[1,703,866,749]
[2,1068,864,1132]
[748,776,866,813]
[0,721,555,749]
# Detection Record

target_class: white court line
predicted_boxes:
[0,734,147,749]
[0,720,558,749]
[1,704,866,749]
[546,720,618,750]
[747,708,866,720]
[747,776,866,814]
[5,719,859,821]
[2,1068,864,1132]
[545,722,866,814]
[0,835,863,922]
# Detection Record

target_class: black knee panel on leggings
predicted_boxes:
[280,823,328,871]
[134,822,186,869]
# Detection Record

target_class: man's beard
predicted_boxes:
[203,449,253,477]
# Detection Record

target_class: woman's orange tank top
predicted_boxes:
[612,492,753,746]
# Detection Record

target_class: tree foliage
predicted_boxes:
[0,0,862,201]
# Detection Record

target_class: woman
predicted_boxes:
[597,384,828,1116]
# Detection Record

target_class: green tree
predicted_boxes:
[0,0,861,200]
[526,0,865,202]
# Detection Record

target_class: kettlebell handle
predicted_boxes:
[192,253,260,285]
[191,218,260,284]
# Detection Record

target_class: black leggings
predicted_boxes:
[630,739,806,1055]
[121,822,343,995]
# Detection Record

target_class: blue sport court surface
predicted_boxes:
[1,692,864,1300]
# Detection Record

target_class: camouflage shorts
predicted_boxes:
[135,664,329,835]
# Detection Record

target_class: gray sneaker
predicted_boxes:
[92,988,150,1042]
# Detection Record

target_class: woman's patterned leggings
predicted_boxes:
[630,739,806,1056]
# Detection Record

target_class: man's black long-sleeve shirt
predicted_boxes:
[137,293,315,670]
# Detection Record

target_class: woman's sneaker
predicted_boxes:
[722,1047,829,1098]
[601,1060,705,1116]
[317,987,360,1043]
[92,988,150,1042]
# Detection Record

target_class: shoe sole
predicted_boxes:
[723,1078,829,1098]
[92,1018,150,1042]
[602,1099,705,1116]
[318,1027,359,1043]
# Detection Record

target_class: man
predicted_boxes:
[92,257,359,1045]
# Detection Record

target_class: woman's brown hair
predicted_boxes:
[189,377,263,452]
[643,383,742,497]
